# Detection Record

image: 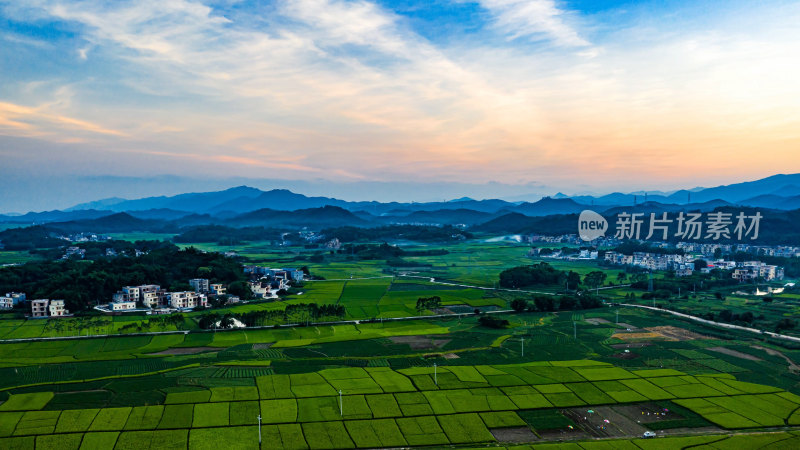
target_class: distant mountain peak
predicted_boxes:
[448,196,475,202]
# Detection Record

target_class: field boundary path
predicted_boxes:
[621,303,800,344]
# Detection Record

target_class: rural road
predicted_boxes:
[621,303,800,344]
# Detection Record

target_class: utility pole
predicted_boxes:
[257,414,262,445]
[520,337,524,357]
[433,363,438,386]
[616,310,619,324]
[573,321,577,339]
[339,389,343,416]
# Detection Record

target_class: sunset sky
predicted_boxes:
[1,0,800,211]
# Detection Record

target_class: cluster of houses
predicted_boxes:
[604,252,697,277]
[244,266,303,299]
[0,292,26,310]
[603,251,784,281]
[732,262,785,282]
[1,293,70,318]
[105,278,235,313]
[676,242,800,258]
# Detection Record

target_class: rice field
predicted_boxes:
[2,360,800,448]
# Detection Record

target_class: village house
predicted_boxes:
[31,299,50,317]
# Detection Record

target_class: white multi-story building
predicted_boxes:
[732,262,784,282]
[189,278,210,293]
[48,300,68,317]
[110,301,137,311]
[168,291,207,309]
[114,285,166,308]
[31,299,49,317]
[0,297,13,309]
[209,284,226,296]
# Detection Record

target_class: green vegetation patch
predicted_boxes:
[256,374,293,399]
[209,386,259,402]
[89,407,132,431]
[394,392,434,416]
[301,421,355,449]
[189,426,258,450]
[289,373,337,398]
[544,392,585,407]
[365,367,415,393]
[54,408,100,433]
[229,401,260,426]
[0,412,24,437]
[574,367,637,381]
[259,399,298,424]
[344,418,407,448]
[365,393,402,418]
[480,411,526,428]
[79,432,120,450]
[565,383,614,405]
[619,379,672,400]
[0,392,54,411]
[396,415,449,446]
[158,404,194,429]
[518,409,575,431]
[501,386,553,409]
[437,413,495,444]
[192,402,229,428]
[123,405,164,431]
[164,390,211,404]
[36,432,83,450]
[12,410,61,436]
[262,423,308,450]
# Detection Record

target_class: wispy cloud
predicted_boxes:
[0,100,126,137]
[1,0,799,193]
[475,0,589,46]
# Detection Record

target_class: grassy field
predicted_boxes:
[3,238,800,448]
[1,360,800,448]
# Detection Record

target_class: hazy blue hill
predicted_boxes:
[65,197,127,211]
[0,209,115,223]
[205,189,347,214]
[126,208,193,221]
[664,173,800,204]
[511,197,585,216]
[227,205,369,228]
[49,212,161,233]
[738,193,800,210]
[598,200,732,216]
[71,186,263,213]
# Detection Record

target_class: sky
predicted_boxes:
[1,0,800,212]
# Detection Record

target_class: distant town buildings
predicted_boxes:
[603,251,784,281]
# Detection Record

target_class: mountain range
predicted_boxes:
[2,173,800,232]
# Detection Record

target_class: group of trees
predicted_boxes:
[415,296,442,312]
[0,226,64,250]
[499,262,588,291]
[0,246,247,312]
[227,302,347,328]
[510,294,603,312]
